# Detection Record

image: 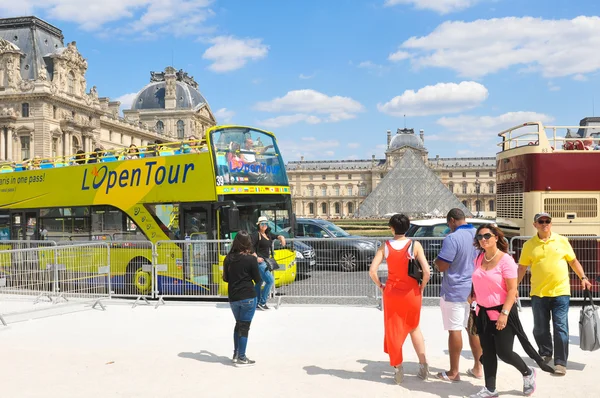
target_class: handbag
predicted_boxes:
[579,289,600,352]
[264,257,280,271]
[407,240,423,284]
[256,232,280,271]
[467,309,478,335]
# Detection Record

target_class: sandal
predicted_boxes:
[436,371,461,382]
[467,368,483,379]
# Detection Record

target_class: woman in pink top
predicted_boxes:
[468,224,536,398]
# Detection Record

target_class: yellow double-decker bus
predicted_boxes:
[0,125,297,296]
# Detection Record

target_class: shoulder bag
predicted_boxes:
[258,232,280,271]
[407,240,423,284]
[580,288,600,351]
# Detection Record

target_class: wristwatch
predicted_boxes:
[501,309,510,316]
[581,276,589,281]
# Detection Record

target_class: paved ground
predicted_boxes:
[1,300,599,398]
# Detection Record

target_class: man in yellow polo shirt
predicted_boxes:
[518,212,592,376]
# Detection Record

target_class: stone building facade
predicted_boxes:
[0,16,215,164]
[287,128,497,219]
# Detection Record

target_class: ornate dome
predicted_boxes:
[131,68,207,111]
[388,128,425,151]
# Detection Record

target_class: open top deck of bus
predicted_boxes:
[495,121,600,237]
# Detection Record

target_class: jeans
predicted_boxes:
[230,297,257,359]
[255,261,274,305]
[531,295,570,366]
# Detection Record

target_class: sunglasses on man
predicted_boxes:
[537,219,551,224]
[476,233,495,241]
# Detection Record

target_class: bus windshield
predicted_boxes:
[211,127,288,186]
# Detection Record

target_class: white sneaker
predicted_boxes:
[467,387,499,398]
[523,367,536,396]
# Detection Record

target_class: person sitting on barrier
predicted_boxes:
[368,213,431,384]
[251,216,286,310]
[222,230,261,367]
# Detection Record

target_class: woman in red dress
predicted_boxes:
[369,213,431,384]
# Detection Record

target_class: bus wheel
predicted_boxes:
[126,257,152,296]
[338,250,359,272]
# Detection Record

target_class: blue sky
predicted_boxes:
[3,0,600,161]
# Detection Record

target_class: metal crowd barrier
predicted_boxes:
[155,239,225,304]
[0,242,110,324]
[509,235,600,301]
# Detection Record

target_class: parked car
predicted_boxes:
[266,220,316,273]
[405,217,496,286]
[294,218,378,271]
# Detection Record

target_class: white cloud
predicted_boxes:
[203,36,268,72]
[377,81,488,117]
[254,89,364,127]
[383,0,479,14]
[573,74,588,81]
[434,111,555,146]
[115,92,138,111]
[388,51,411,62]
[299,73,316,79]
[0,1,214,35]
[398,16,600,78]
[214,108,235,123]
[277,139,340,160]
[548,82,560,92]
[357,61,389,75]
[257,114,322,129]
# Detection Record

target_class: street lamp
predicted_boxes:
[475,178,481,217]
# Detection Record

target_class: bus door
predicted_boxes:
[180,205,211,286]
[10,210,39,241]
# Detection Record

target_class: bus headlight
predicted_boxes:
[295,250,304,259]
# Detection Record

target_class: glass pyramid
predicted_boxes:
[356,149,472,218]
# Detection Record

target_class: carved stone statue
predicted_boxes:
[90,85,98,100]
[150,71,165,82]
[37,65,48,81]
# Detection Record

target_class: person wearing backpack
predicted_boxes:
[369,213,431,384]
[251,216,286,310]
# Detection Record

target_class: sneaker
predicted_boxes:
[554,364,567,376]
[467,387,499,398]
[394,365,404,384]
[257,303,270,310]
[236,357,256,367]
[523,367,536,396]
[232,352,238,364]
[417,363,429,380]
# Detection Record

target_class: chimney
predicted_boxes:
[300,156,304,162]
[386,130,391,147]
[164,66,177,110]
[108,101,121,117]
[420,129,424,144]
